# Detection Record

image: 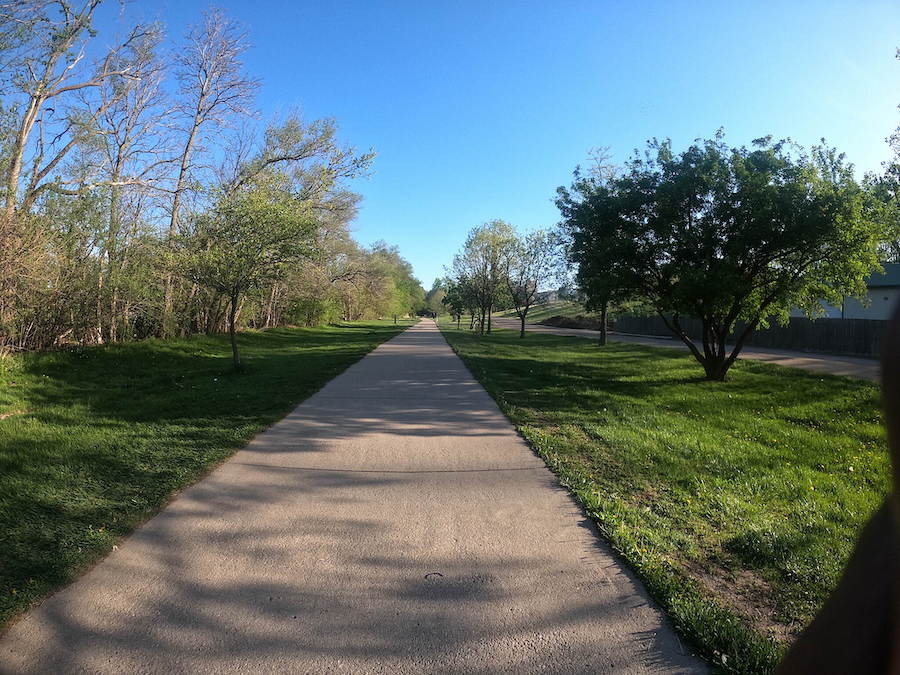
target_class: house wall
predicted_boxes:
[788,289,900,320]
[790,301,842,319]
[843,288,900,320]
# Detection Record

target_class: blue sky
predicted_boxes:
[114,1,900,287]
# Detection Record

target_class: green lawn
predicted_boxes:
[441,325,888,673]
[496,301,591,322]
[0,321,410,629]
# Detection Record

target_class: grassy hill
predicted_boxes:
[496,301,594,322]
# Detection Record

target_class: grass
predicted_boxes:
[496,301,591,322]
[439,324,889,673]
[0,320,411,630]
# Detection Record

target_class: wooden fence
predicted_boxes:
[610,315,884,358]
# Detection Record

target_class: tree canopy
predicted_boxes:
[0,2,412,354]
[450,220,516,334]
[559,134,890,379]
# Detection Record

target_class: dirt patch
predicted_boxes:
[0,410,26,420]
[684,558,796,643]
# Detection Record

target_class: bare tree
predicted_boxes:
[163,7,259,332]
[168,7,258,237]
[84,27,170,342]
[0,0,150,222]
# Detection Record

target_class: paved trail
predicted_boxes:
[1,320,703,674]
[493,317,879,381]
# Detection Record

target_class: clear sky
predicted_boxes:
[116,1,900,287]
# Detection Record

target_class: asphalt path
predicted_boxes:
[1,320,704,674]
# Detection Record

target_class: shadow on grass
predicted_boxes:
[452,330,880,436]
[442,325,888,672]
[1,322,701,673]
[0,323,408,628]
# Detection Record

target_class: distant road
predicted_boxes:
[491,317,879,382]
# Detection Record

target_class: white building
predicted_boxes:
[792,263,900,320]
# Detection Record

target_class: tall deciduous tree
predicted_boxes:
[164,7,259,332]
[0,1,151,221]
[557,173,635,346]
[0,1,155,342]
[563,134,889,380]
[173,177,315,369]
[451,220,516,334]
[504,229,559,337]
[82,26,168,343]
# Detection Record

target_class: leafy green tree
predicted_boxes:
[174,178,315,369]
[563,134,889,380]
[442,278,471,328]
[368,242,424,322]
[867,126,900,262]
[503,229,559,337]
[451,220,516,334]
[424,278,446,317]
[557,175,635,345]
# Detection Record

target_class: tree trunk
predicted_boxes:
[487,304,493,334]
[265,283,278,328]
[229,292,241,370]
[457,315,460,329]
[163,122,201,336]
[702,356,728,381]
[699,322,731,381]
[599,301,608,346]
[95,269,104,344]
[4,96,43,224]
[520,313,526,338]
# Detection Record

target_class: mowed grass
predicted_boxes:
[496,301,591,322]
[0,321,411,629]
[440,325,888,673]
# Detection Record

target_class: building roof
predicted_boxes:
[867,263,900,288]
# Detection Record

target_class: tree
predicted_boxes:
[424,278,446,317]
[0,2,395,354]
[0,2,157,339]
[451,220,515,334]
[503,229,559,337]
[557,174,634,345]
[173,177,315,369]
[164,7,259,333]
[367,242,423,322]
[564,134,889,380]
[219,113,374,329]
[82,26,168,343]
[441,279,468,328]
[0,1,152,222]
